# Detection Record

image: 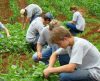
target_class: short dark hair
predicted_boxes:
[70,6,78,11]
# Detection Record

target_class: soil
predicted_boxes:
[0,0,12,23]
[56,14,67,21]
[0,53,32,73]
[0,0,27,23]
[81,23,100,39]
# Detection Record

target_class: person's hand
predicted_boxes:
[37,52,42,60]
[7,34,10,37]
[43,67,53,78]
[22,25,25,30]
[43,68,51,78]
[68,21,72,23]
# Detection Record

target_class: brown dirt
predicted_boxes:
[0,53,32,73]
[56,14,67,21]
[0,0,27,23]
[81,23,100,39]
[0,0,12,23]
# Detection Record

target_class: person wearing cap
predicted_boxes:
[20,4,42,29]
[0,22,10,38]
[33,20,69,64]
[43,27,100,81]
[66,6,85,36]
[26,12,53,51]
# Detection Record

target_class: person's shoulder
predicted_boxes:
[74,37,90,47]
[74,11,80,15]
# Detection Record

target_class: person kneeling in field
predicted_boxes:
[20,4,42,29]
[26,12,53,51]
[33,20,70,64]
[43,27,100,81]
[0,22,10,38]
[66,6,85,36]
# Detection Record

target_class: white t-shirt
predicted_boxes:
[73,11,85,31]
[0,22,5,29]
[56,37,100,81]
[26,17,44,43]
[25,4,42,18]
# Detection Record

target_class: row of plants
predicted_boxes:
[9,0,20,24]
[0,23,31,53]
[0,58,59,81]
[26,0,100,19]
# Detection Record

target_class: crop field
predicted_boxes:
[0,0,100,81]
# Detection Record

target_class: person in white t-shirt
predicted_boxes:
[20,4,42,29]
[43,27,100,81]
[26,12,53,51]
[66,6,85,35]
[0,22,10,38]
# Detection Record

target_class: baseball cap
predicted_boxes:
[45,12,54,20]
[20,9,25,17]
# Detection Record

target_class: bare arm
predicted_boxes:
[22,17,30,29]
[69,21,76,24]
[3,27,10,37]
[43,52,77,78]
[37,43,42,60]
[48,52,58,67]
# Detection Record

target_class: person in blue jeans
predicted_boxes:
[33,20,70,65]
[43,27,100,81]
[66,6,85,36]
[26,12,53,51]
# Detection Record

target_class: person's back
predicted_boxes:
[26,17,44,43]
[25,4,42,18]
[26,12,54,51]
[61,37,100,80]
[73,11,85,31]
[66,6,85,35]
[20,4,42,29]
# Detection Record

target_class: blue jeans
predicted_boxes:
[66,23,83,36]
[32,46,70,65]
[60,69,95,81]
[32,47,52,64]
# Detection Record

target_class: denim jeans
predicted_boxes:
[32,46,52,64]
[66,23,83,36]
[32,46,70,65]
[60,69,95,81]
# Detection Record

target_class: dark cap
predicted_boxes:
[45,12,54,20]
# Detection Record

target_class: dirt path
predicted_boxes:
[0,0,12,23]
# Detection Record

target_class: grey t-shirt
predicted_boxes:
[26,17,44,43]
[38,27,51,46]
[56,37,100,81]
[38,27,59,51]
[25,4,42,18]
